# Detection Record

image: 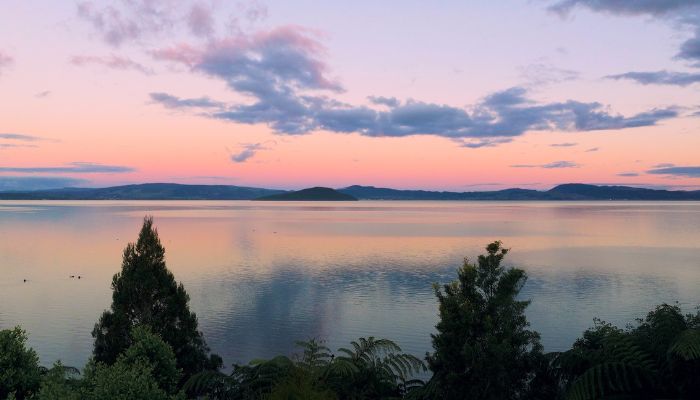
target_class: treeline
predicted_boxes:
[1,218,699,399]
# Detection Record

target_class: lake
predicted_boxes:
[1,200,699,369]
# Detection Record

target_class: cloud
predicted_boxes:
[549,0,700,78]
[511,160,580,169]
[150,26,677,141]
[550,142,577,147]
[0,51,12,75]
[647,166,700,177]
[0,176,89,191]
[652,163,675,168]
[35,90,51,98]
[76,1,180,47]
[187,4,214,38]
[368,96,400,107]
[149,92,224,109]
[585,147,600,152]
[518,63,580,86]
[0,143,38,149]
[607,70,700,86]
[231,143,267,163]
[459,137,513,148]
[70,54,153,74]
[617,172,640,177]
[0,162,135,174]
[0,133,44,141]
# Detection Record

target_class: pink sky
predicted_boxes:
[1,0,699,191]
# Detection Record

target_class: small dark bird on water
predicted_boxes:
[23,279,27,282]
[70,275,75,278]
[78,276,81,279]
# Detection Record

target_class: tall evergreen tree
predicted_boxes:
[92,217,219,378]
[426,241,543,400]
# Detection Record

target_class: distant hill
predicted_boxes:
[339,184,700,201]
[255,187,358,201]
[0,183,285,200]
[1,183,699,201]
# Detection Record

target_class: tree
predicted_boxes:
[425,241,543,400]
[559,303,700,400]
[0,327,41,399]
[92,216,219,379]
[119,326,181,394]
[81,357,178,400]
[34,362,81,400]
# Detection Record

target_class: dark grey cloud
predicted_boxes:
[149,92,224,109]
[550,142,577,147]
[71,55,153,74]
[549,1,699,16]
[511,160,580,169]
[617,172,640,177]
[607,70,700,86]
[0,176,89,191]
[0,133,44,141]
[652,163,675,168]
[647,166,700,177]
[0,162,134,174]
[231,143,267,163]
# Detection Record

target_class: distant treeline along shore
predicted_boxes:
[2,183,700,201]
[2,217,699,399]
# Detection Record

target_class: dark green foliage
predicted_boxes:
[34,362,81,400]
[92,217,219,378]
[557,304,700,399]
[184,337,425,400]
[119,326,181,394]
[0,327,41,399]
[425,241,544,400]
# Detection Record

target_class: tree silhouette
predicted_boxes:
[425,241,544,400]
[92,217,220,379]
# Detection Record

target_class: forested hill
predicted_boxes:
[0,183,285,200]
[1,183,700,200]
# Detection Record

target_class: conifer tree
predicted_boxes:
[92,217,219,379]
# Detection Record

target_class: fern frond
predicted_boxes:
[668,329,700,361]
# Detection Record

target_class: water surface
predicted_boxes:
[1,200,699,368]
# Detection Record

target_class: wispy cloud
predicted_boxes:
[0,133,45,142]
[230,142,274,163]
[518,63,579,86]
[0,162,135,174]
[0,51,13,75]
[585,147,600,152]
[34,90,51,98]
[617,172,639,177]
[607,71,700,87]
[0,143,38,149]
[647,166,700,177]
[70,55,153,74]
[511,160,580,169]
[550,142,577,147]
[149,92,224,109]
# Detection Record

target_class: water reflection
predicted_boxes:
[0,201,699,369]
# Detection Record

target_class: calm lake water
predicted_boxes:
[1,200,699,369]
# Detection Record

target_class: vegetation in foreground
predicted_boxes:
[1,217,699,399]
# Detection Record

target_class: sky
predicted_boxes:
[1,0,699,191]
